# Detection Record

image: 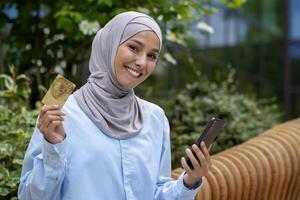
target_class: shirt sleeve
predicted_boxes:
[154,115,203,200]
[18,126,67,200]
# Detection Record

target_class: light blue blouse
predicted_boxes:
[18,95,202,200]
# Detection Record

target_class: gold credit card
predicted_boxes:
[41,74,76,108]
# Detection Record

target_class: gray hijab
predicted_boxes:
[73,11,162,140]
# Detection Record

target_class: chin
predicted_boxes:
[120,82,135,90]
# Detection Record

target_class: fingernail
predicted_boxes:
[201,141,205,146]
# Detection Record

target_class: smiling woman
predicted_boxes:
[115,31,160,89]
[18,11,212,200]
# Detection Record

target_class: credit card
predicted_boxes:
[41,74,76,108]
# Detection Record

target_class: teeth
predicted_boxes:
[126,66,141,77]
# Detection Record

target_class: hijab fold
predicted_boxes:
[73,11,162,139]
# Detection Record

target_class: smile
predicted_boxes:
[125,66,142,77]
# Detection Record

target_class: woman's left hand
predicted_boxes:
[181,141,212,188]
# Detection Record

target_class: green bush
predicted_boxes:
[167,69,282,168]
[0,65,32,111]
[0,66,38,199]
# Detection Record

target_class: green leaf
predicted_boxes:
[56,17,73,31]
[96,0,112,7]
[0,75,14,90]
[221,0,246,9]
[0,187,10,196]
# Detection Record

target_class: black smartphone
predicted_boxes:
[185,117,224,169]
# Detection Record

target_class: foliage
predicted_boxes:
[167,68,282,168]
[1,0,245,105]
[0,65,31,110]
[0,68,38,199]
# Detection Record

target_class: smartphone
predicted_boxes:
[185,117,224,169]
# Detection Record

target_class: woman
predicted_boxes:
[18,11,211,200]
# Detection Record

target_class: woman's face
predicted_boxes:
[114,31,160,90]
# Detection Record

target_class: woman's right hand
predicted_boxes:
[37,105,66,144]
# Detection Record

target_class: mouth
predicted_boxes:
[125,66,142,77]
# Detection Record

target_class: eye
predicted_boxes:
[147,53,158,60]
[128,45,138,52]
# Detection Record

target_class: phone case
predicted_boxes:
[185,117,224,169]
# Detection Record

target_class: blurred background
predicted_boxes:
[0,0,299,199]
[194,0,300,120]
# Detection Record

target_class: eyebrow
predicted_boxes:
[130,39,160,53]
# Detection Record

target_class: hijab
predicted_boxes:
[73,11,162,139]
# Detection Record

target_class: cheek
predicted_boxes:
[147,63,156,75]
[114,53,126,75]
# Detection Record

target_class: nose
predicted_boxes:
[135,54,147,68]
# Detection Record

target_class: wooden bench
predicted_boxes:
[172,118,300,200]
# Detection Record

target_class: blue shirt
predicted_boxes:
[18,95,202,200]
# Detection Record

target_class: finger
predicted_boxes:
[38,114,64,133]
[185,148,200,170]
[39,110,66,124]
[47,120,62,133]
[42,121,63,142]
[38,113,64,130]
[200,142,210,158]
[201,142,212,167]
[181,157,193,174]
[39,120,49,136]
[44,115,64,126]
[40,105,60,118]
[41,110,66,119]
[192,144,208,169]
